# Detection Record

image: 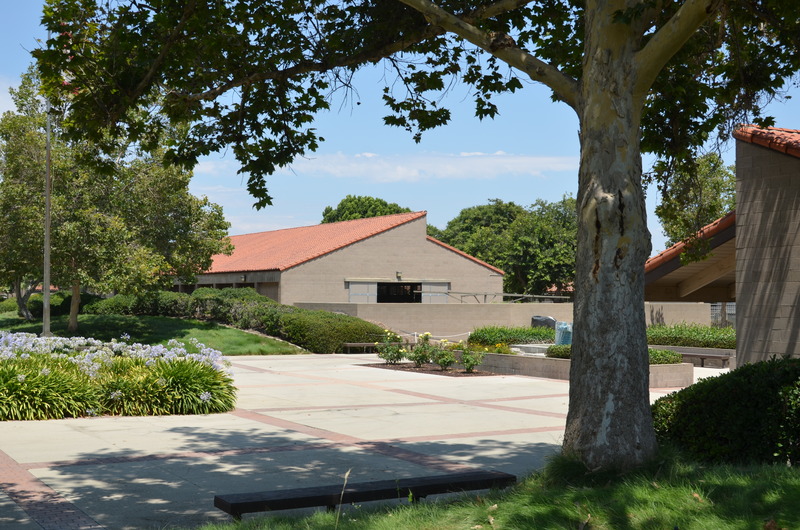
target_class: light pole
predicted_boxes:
[42,35,53,337]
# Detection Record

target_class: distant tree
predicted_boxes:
[321,195,411,223]
[438,199,525,252]
[438,197,576,294]
[504,196,577,295]
[0,68,231,329]
[653,153,736,252]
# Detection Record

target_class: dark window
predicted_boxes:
[377,283,422,303]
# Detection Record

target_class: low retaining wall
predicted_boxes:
[297,301,711,340]
[469,353,694,388]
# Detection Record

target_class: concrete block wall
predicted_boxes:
[736,141,800,363]
[297,301,711,341]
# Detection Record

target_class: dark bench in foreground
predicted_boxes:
[214,470,516,520]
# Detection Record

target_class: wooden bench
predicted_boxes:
[679,351,731,368]
[214,470,516,520]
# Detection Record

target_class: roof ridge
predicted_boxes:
[733,125,800,159]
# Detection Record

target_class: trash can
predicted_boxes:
[531,315,557,329]
[555,321,572,345]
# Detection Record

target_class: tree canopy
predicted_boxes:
[437,197,576,295]
[0,67,232,329]
[654,153,736,252]
[321,195,411,223]
[35,0,800,470]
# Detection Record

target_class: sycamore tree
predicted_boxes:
[36,0,800,470]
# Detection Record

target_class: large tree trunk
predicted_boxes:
[67,281,81,332]
[561,5,658,470]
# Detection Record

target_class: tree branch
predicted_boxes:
[397,0,579,111]
[172,0,536,104]
[634,0,722,101]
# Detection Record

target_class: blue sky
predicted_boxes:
[3,3,800,254]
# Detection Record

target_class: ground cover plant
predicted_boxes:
[647,323,736,349]
[189,452,800,530]
[0,312,301,355]
[0,331,236,420]
[546,345,682,364]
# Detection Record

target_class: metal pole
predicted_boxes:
[42,56,52,337]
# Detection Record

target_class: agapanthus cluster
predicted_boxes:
[0,331,230,377]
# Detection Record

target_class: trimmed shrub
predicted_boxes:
[277,310,385,354]
[546,344,572,359]
[0,298,18,313]
[647,323,735,349]
[84,294,137,315]
[545,345,683,364]
[469,325,555,345]
[652,357,800,464]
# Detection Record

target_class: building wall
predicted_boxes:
[736,141,800,363]
[297,301,710,340]
[279,216,503,305]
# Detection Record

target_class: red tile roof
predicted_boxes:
[733,125,800,158]
[209,211,428,273]
[645,211,735,273]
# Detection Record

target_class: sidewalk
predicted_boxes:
[0,354,717,529]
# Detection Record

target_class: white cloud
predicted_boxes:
[278,151,579,183]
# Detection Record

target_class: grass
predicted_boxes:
[0,312,304,355]
[191,452,800,529]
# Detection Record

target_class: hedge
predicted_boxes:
[84,288,385,354]
[545,345,682,364]
[652,357,800,464]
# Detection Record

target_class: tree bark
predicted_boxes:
[561,2,658,470]
[67,281,81,332]
[13,278,36,321]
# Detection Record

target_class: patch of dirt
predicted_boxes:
[362,362,497,377]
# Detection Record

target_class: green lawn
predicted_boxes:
[193,453,800,529]
[0,312,304,355]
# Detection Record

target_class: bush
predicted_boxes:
[460,347,485,373]
[546,344,572,358]
[0,333,236,420]
[84,294,137,315]
[651,357,800,464]
[375,330,405,364]
[647,323,735,349]
[545,345,683,364]
[85,288,386,354]
[278,310,385,354]
[0,298,18,313]
[469,325,555,346]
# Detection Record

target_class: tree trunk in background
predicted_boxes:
[67,281,81,332]
[13,278,36,321]
[561,8,658,470]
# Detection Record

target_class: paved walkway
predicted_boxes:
[0,354,719,529]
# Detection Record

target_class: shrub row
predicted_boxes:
[84,288,386,354]
[469,325,555,346]
[652,357,800,464]
[646,323,736,349]
[545,345,683,364]
[0,292,103,317]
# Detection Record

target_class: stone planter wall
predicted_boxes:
[462,352,693,388]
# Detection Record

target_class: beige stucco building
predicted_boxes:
[188,211,504,306]
[734,125,800,364]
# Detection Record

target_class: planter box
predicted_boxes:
[462,352,693,388]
